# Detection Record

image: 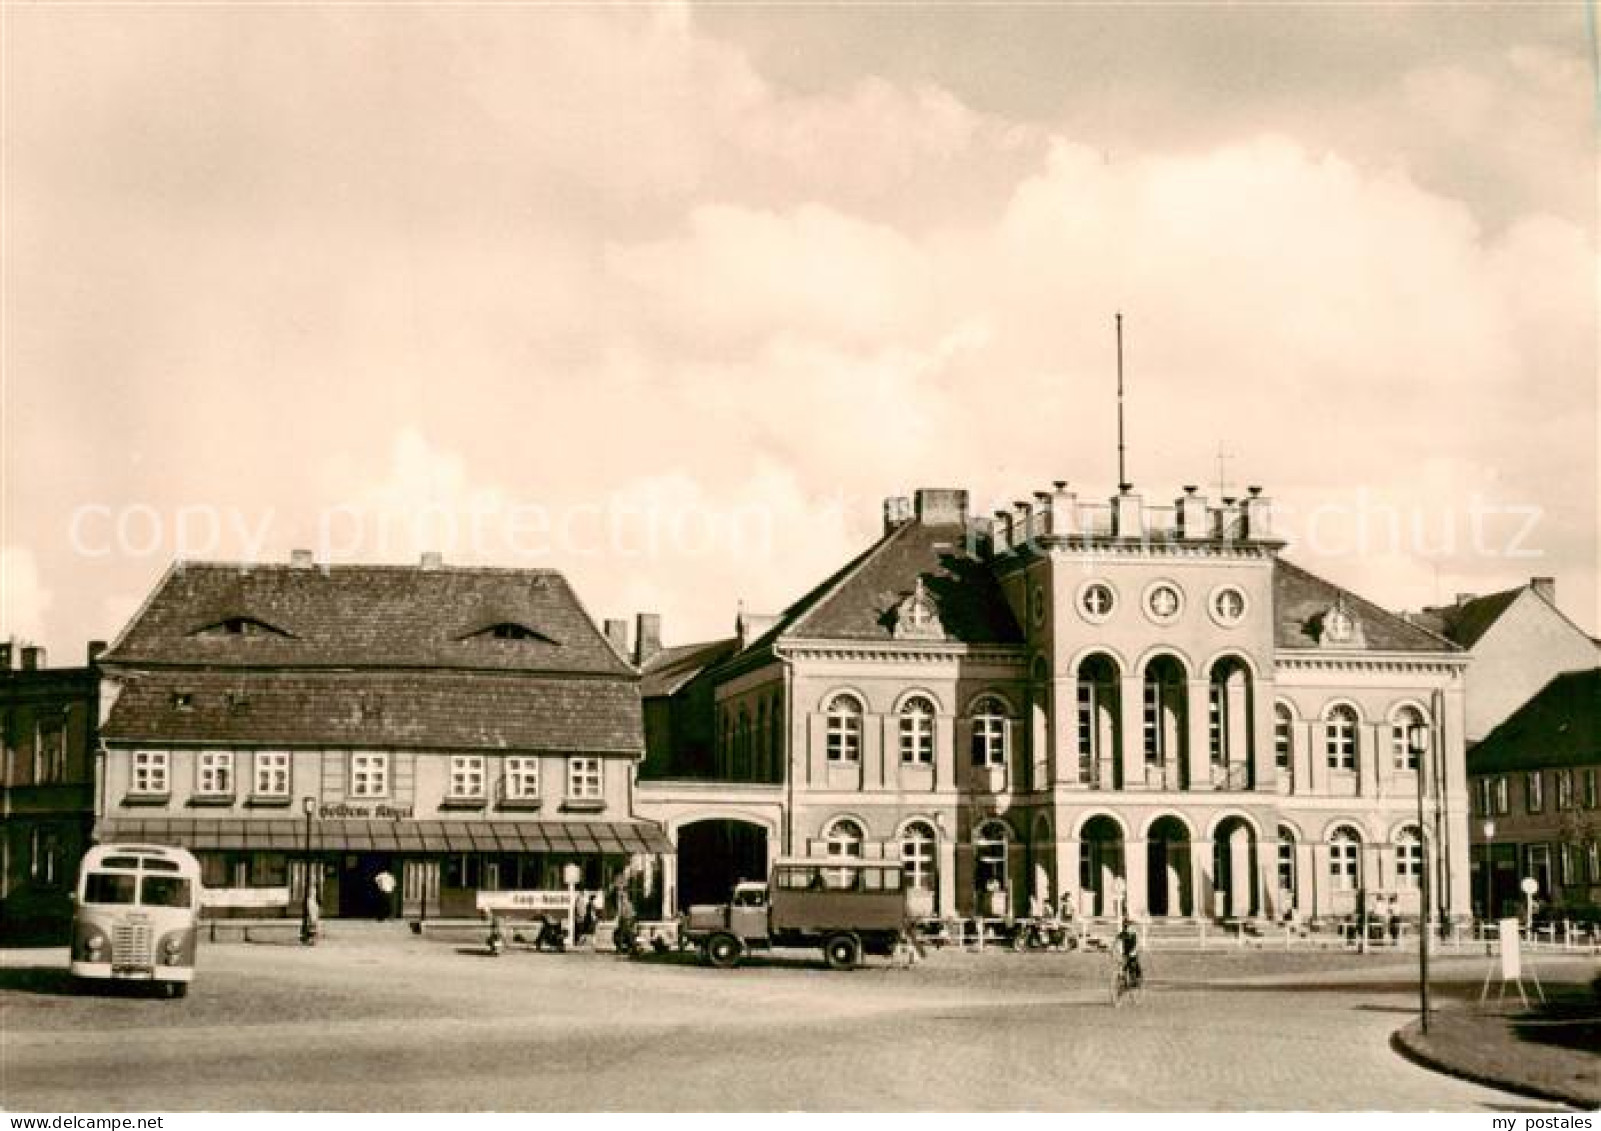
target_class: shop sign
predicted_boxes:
[318,803,414,820]
[476,890,574,913]
[202,887,291,909]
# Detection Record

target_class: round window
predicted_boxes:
[1078,580,1116,624]
[1209,585,1248,627]
[1144,581,1184,624]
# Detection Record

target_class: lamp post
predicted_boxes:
[300,796,319,946]
[1407,723,1431,1034]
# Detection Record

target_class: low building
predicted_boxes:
[1465,667,1600,919]
[0,642,103,939]
[94,553,670,919]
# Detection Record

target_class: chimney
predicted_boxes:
[1013,500,1035,544]
[1048,481,1077,538]
[882,496,913,535]
[913,488,969,527]
[603,619,629,658]
[419,551,443,571]
[1530,577,1556,604]
[993,510,1015,553]
[1113,485,1144,539]
[289,549,315,570]
[633,613,662,667]
[736,611,779,650]
[1176,485,1208,539]
[20,646,44,671]
[87,640,107,665]
[1455,593,1478,607]
[1242,485,1272,540]
[0,641,10,671]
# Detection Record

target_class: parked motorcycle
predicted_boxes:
[613,916,641,957]
[533,915,567,952]
[1011,917,1074,951]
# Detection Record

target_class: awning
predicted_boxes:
[93,817,674,856]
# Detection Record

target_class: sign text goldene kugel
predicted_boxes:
[318,803,414,820]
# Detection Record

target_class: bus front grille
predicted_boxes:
[112,924,153,969]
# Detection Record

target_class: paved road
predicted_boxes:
[1,930,1581,1111]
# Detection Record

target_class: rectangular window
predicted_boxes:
[1555,769,1573,811]
[350,753,389,798]
[1274,715,1291,770]
[1207,686,1225,766]
[36,723,66,784]
[198,751,234,795]
[1526,771,1543,814]
[1558,843,1574,887]
[449,755,486,799]
[131,750,169,795]
[1277,839,1295,895]
[566,757,602,800]
[254,751,290,797]
[29,827,62,886]
[1585,769,1598,810]
[1475,778,1491,817]
[1493,777,1509,816]
[505,756,540,800]
[1142,685,1163,766]
[1330,841,1359,891]
[1587,842,1600,885]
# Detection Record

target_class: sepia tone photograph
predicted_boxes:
[2,0,1597,1115]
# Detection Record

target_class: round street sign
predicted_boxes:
[1520,877,1538,895]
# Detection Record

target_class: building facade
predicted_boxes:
[640,485,1474,926]
[1,643,102,939]
[1465,668,1600,919]
[95,554,670,919]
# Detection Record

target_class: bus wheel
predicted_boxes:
[165,982,188,1000]
[823,933,861,970]
[705,933,742,969]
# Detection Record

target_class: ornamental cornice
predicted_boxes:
[777,640,1028,668]
[1275,650,1467,677]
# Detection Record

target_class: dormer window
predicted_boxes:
[890,579,945,640]
[459,622,557,645]
[190,616,291,638]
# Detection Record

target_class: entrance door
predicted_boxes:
[338,854,397,918]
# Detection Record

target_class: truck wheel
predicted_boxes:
[823,932,861,970]
[706,933,742,969]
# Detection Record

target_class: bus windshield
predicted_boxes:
[84,872,137,905]
[142,876,193,908]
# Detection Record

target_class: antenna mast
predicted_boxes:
[1116,312,1128,489]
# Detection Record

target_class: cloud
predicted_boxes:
[0,547,52,646]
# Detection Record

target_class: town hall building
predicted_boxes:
[638,483,1474,928]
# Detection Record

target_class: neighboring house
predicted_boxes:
[0,642,103,940]
[94,553,670,919]
[1412,579,1600,744]
[1465,668,1600,918]
[638,485,1473,926]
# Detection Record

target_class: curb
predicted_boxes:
[1390,1019,1598,1111]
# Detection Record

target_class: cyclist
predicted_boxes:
[1115,916,1142,990]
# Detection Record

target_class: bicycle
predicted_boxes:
[1109,950,1143,1007]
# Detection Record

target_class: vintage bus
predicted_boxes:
[70,843,202,997]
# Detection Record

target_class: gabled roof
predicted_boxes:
[1410,587,1522,648]
[1273,560,1459,653]
[640,638,740,698]
[1468,668,1600,774]
[102,562,635,677]
[753,520,1023,648]
[101,669,642,754]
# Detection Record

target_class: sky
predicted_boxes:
[3,3,1597,662]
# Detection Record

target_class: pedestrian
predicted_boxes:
[580,893,599,947]
[891,927,922,969]
[1387,898,1401,947]
[374,869,397,921]
[300,883,321,946]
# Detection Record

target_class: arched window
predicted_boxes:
[1329,826,1362,891]
[1274,704,1294,770]
[970,695,1009,768]
[1143,656,1187,770]
[899,696,936,765]
[1325,705,1358,772]
[1391,706,1427,772]
[901,822,937,894]
[825,818,865,858]
[974,820,1010,894]
[1394,825,1423,889]
[1076,656,1120,786]
[825,695,863,764]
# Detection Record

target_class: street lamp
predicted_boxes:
[1407,723,1431,1034]
[300,796,319,946]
